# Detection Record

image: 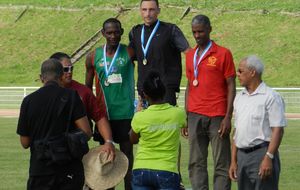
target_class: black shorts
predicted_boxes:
[93,119,132,144]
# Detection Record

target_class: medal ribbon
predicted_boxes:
[193,41,212,80]
[103,43,120,78]
[141,20,160,60]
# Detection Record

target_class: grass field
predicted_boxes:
[0,1,299,189]
[0,117,299,190]
[0,1,299,87]
[0,0,299,11]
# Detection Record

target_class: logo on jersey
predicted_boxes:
[117,57,126,66]
[207,56,217,67]
[97,58,105,67]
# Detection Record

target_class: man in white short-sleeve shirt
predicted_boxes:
[229,55,286,190]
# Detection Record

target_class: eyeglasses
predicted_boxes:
[63,66,73,73]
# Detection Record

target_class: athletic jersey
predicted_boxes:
[186,41,236,117]
[93,44,134,120]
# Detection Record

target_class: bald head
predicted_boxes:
[40,58,63,82]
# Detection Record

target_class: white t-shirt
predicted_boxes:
[233,82,286,148]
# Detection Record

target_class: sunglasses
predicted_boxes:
[63,66,73,73]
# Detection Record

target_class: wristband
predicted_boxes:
[266,152,274,159]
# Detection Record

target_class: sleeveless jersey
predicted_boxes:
[93,44,135,120]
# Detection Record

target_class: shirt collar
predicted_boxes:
[193,40,217,53]
[147,103,172,111]
[241,82,266,95]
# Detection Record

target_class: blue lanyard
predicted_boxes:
[193,41,212,79]
[103,43,120,78]
[141,20,160,59]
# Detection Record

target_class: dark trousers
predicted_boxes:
[237,147,280,190]
[27,172,84,190]
[188,112,231,190]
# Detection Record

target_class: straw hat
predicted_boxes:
[82,147,129,190]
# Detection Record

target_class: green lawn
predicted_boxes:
[0,1,299,189]
[0,2,299,87]
[0,0,299,11]
[1,117,299,189]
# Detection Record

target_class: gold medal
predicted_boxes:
[143,59,147,65]
[193,79,198,87]
[104,80,110,86]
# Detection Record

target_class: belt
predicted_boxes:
[238,142,269,153]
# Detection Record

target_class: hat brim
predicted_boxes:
[83,146,129,190]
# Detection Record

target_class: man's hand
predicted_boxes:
[229,161,238,182]
[181,127,188,138]
[218,116,232,138]
[99,142,116,160]
[258,155,273,180]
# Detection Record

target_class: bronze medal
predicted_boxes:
[193,79,198,87]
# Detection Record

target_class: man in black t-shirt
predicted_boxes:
[17,59,92,190]
[129,0,190,106]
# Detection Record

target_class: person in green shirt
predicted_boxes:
[130,71,187,190]
[85,18,134,190]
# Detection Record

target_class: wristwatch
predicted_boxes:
[105,140,114,145]
[266,152,274,159]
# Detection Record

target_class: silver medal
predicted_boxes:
[143,59,147,65]
[104,80,110,86]
[193,79,198,87]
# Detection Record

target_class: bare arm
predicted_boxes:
[229,129,238,181]
[74,116,92,139]
[259,127,284,179]
[267,127,284,155]
[85,52,95,90]
[129,129,140,144]
[20,136,30,149]
[219,76,236,137]
[185,81,189,112]
[181,81,189,138]
[127,46,136,63]
[96,117,113,142]
[96,117,115,158]
[225,76,236,118]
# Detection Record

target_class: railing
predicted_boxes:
[0,87,39,109]
[1,87,300,113]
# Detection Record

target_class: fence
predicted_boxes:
[0,87,300,113]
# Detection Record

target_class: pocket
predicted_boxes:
[132,170,144,186]
[156,171,179,189]
[248,105,265,136]
[251,114,263,126]
[251,105,264,127]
